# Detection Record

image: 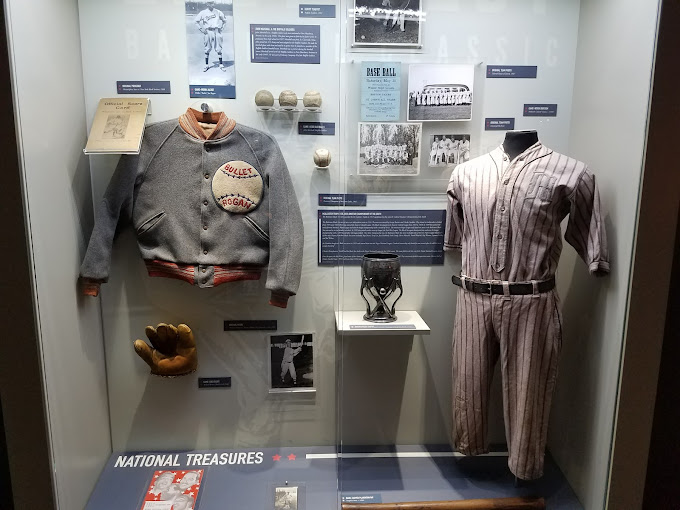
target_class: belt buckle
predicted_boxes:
[487,282,494,296]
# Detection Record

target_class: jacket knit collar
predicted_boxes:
[178,108,236,140]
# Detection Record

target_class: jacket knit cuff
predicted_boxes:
[269,291,292,308]
[589,260,610,276]
[444,243,462,251]
[80,277,103,297]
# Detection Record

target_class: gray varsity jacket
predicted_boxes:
[80,109,304,308]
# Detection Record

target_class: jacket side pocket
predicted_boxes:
[137,211,166,235]
[243,216,270,242]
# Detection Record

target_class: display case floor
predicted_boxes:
[338,445,583,509]
[85,445,582,509]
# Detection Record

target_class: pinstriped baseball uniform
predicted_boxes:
[444,142,609,480]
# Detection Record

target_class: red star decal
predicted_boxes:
[272,454,281,461]
[287,454,296,461]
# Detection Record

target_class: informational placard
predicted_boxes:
[250,24,320,64]
[298,122,335,135]
[361,61,401,121]
[318,210,445,266]
[224,320,277,331]
[318,194,367,207]
[485,118,515,130]
[524,104,558,116]
[342,494,383,503]
[198,377,232,389]
[116,81,170,94]
[299,4,336,17]
[486,65,538,78]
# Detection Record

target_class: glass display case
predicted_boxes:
[0,0,673,509]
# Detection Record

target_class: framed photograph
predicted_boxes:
[407,64,474,122]
[269,333,315,393]
[427,134,471,167]
[274,486,299,510]
[185,0,237,98]
[353,0,423,48]
[358,122,422,176]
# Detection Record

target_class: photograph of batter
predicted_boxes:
[269,333,315,393]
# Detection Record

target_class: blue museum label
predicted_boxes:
[523,104,558,116]
[224,320,278,331]
[299,4,336,17]
[485,118,515,130]
[342,494,383,503]
[318,194,367,207]
[486,65,538,78]
[116,81,171,94]
[299,122,336,135]
[190,84,236,99]
[198,377,232,389]
[250,24,321,64]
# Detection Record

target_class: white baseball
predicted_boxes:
[313,149,331,168]
[303,90,322,108]
[279,90,298,108]
[254,89,275,107]
[212,161,263,213]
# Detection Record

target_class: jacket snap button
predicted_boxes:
[204,250,208,255]
[203,225,208,230]
[203,200,208,206]
[204,173,210,179]
[201,268,206,273]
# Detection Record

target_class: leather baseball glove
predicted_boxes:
[134,323,198,377]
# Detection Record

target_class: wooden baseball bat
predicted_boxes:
[341,497,545,510]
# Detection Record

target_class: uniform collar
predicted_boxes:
[491,141,552,167]
[178,108,236,141]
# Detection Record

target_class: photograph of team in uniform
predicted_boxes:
[269,333,315,393]
[358,122,422,176]
[185,0,236,98]
[427,134,471,167]
[407,64,474,122]
[353,0,422,47]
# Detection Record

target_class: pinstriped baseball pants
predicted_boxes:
[452,289,562,480]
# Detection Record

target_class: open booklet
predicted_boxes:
[139,469,204,510]
[84,97,150,155]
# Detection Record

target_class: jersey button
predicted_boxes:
[203,225,208,230]
[498,234,503,240]
[503,179,509,185]
[500,206,506,212]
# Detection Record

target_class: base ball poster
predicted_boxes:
[407,64,474,122]
[140,470,203,510]
[353,0,423,48]
[269,333,315,393]
[185,0,236,98]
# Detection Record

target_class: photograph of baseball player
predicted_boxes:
[353,0,423,47]
[358,122,422,176]
[185,0,236,99]
[269,333,315,393]
[427,134,471,167]
[408,64,474,122]
[274,486,298,510]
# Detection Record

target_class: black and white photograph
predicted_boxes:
[353,0,422,48]
[427,134,471,167]
[269,334,314,393]
[185,0,236,98]
[358,122,422,176]
[408,64,474,122]
[274,486,298,510]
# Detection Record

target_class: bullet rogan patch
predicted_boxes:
[212,161,263,213]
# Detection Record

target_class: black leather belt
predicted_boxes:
[451,275,555,295]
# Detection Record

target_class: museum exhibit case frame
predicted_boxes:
[0,0,677,509]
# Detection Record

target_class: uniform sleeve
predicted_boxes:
[261,138,304,308]
[564,168,610,276]
[444,169,463,251]
[79,155,139,296]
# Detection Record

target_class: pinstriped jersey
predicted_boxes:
[444,142,609,282]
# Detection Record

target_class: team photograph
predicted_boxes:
[408,64,474,122]
[185,0,236,98]
[428,134,471,167]
[353,0,422,47]
[358,122,422,176]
